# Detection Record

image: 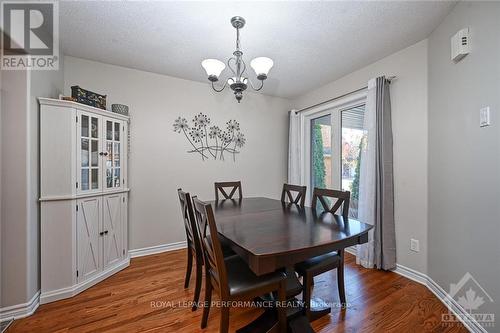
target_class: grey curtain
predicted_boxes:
[356,76,396,270]
[374,76,396,270]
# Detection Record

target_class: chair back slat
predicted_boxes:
[281,183,307,206]
[192,197,228,297]
[311,188,351,217]
[215,181,242,201]
[177,189,201,253]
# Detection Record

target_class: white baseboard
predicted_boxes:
[0,290,40,323]
[393,263,428,286]
[426,276,488,333]
[394,263,486,333]
[128,241,187,258]
[40,257,130,304]
[345,246,357,256]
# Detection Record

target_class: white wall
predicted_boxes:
[292,40,429,274]
[1,70,30,308]
[0,65,63,311]
[428,1,500,329]
[63,56,292,250]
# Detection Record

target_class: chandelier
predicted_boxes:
[201,16,274,103]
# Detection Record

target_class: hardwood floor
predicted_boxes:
[8,250,468,333]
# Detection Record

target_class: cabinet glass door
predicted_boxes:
[79,112,101,192]
[104,118,123,190]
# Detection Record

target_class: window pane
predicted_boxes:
[107,169,113,188]
[114,168,120,187]
[311,115,332,190]
[91,168,98,189]
[81,169,89,190]
[81,139,89,167]
[91,140,98,166]
[106,142,113,188]
[341,104,366,218]
[81,115,89,137]
[114,143,120,167]
[114,122,120,141]
[107,121,113,140]
[91,117,98,138]
[106,142,113,166]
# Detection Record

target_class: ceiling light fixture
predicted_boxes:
[201,16,273,103]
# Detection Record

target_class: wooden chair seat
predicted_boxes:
[295,251,340,276]
[223,255,285,297]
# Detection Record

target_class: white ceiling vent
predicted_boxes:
[451,28,470,62]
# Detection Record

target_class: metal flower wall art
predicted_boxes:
[173,113,246,161]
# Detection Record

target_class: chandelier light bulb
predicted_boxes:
[227,77,248,84]
[201,59,226,81]
[250,57,274,80]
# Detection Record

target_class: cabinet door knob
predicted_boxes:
[99,231,104,236]
[104,230,109,234]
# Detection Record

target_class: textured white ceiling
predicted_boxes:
[60,1,456,98]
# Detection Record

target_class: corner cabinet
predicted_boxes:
[39,98,130,304]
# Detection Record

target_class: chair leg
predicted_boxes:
[299,273,313,286]
[220,305,230,333]
[277,280,287,333]
[337,263,346,308]
[201,276,212,329]
[184,250,193,288]
[192,258,203,311]
[303,272,313,320]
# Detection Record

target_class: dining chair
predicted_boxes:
[177,189,203,311]
[281,183,307,206]
[311,187,350,216]
[192,197,287,333]
[214,181,242,201]
[295,188,350,317]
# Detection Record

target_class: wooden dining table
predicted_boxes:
[209,197,373,333]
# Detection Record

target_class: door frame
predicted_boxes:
[299,90,367,200]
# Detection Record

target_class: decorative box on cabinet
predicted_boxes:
[39,98,130,304]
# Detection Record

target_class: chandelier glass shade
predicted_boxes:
[201,59,226,79]
[201,16,274,103]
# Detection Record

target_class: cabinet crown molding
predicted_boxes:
[38,98,130,122]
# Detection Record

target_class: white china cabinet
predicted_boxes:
[39,98,130,304]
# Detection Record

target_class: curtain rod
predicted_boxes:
[295,76,396,114]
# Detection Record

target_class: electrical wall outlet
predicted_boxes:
[410,238,420,252]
